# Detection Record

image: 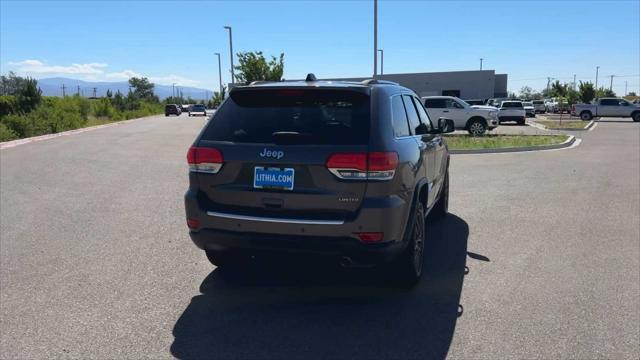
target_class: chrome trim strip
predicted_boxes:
[206,211,344,225]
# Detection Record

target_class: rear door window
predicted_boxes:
[424,98,446,108]
[600,99,618,106]
[402,95,422,135]
[412,96,432,131]
[391,95,410,137]
[201,89,370,145]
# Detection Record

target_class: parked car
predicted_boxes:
[497,101,526,125]
[532,100,546,113]
[522,101,536,117]
[423,96,499,136]
[572,98,640,122]
[189,104,207,116]
[181,104,191,112]
[487,98,509,107]
[546,98,570,113]
[165,104,182,116]
[464,99,485,106]
[184,75,454,286]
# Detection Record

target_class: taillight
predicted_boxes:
[187,146,223,174]
[355,232,384,242]
[186,218,200,229]
[326,152,398,181]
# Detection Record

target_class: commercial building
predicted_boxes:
[323,70,508,100]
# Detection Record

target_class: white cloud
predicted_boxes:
[149,74,200,87]
[104,70,142,80]
[8,59,108,75]
[6,59,201,87]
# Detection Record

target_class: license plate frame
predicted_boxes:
[253,167,295,191]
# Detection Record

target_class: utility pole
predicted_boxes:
[61,84,66,97]
[609,75,614,91]
[377,49,384,75]
[77,85,80,96]
[595,66,600,92]
[224,26,234,84]
[480,58,483,70]
[215,52,222,94]
[625,81,628,96]
[373,0,378,78]
[546,77,552,95]
[573,74,576,91]
[172,83,176,98]
[92,87,97,98]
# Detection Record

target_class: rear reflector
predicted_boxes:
[326,152,398,180]
[187,147,223,174]
[187,218,200,229]
[355,232,384,242]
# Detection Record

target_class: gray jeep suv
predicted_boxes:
[184,74,453,285]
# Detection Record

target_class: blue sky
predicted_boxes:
[1,0,639,95]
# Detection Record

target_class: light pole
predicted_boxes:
[573,74,576,91]
[625,81,628,96]
[224,26,234,84]
[214,52,223,94]
[480,58,483,70]
[373,0,378,78]
[378,49,384,75]
[172,83,176,98]
[609,75,614,92]
[595,66,600,92]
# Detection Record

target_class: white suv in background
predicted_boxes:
[497,101,526,125]
[422,96,499,136]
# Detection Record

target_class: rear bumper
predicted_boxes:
[189,228,405,264]
[499,116,525,122]
[184,188,411,264]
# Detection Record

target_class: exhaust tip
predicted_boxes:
[339,256,353,268]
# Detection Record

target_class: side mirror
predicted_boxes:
[415,123,429,135]
[437,118,455,133]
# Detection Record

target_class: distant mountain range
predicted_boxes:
[36,77,213,100]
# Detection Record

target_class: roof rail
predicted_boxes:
[305,73,318,82]
[361,79,399,85]
[249,80,274,85]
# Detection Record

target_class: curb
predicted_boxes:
[528,120,594,131]
[0,115,159,150]
[450,135,576,155]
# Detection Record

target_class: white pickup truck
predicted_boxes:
[572,98,640,122]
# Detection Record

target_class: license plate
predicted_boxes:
[253,167,295,190]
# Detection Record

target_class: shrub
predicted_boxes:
[0,123,17,142]
[0,95,17,118]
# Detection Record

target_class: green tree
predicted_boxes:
[565,87,580,105]
[234,51,284,84]
[628,91,637,96]
[128,77,156,101]
[111,90,126,112]
[596,87,616,98]
[550,80,568,97]
[0,71,27,95]
[519,86,534,99]
[106,89,113,98]
[578,81,595,103]
[16,78,42,113]
[209,86,226,108]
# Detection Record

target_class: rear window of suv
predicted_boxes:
[501,101,523,108]
[201,89,370,145]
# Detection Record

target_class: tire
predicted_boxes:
[517,118,526,125]
[432,169,449,219]
[580,111,593,121]
[391,201,425,287]
[467,119,487,136]
[632,112,640,122]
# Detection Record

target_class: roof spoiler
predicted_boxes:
[361,79,399,85]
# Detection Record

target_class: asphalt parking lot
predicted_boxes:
[1,114,638,359]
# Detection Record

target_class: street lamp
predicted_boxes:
[214,52,223,94]
[480,58,483,70]
[224,26,234,84]
[595,66,600,92]
[378,49,384,75]
[373,0,378,78]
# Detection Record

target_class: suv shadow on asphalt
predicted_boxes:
[170,214,470,360]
